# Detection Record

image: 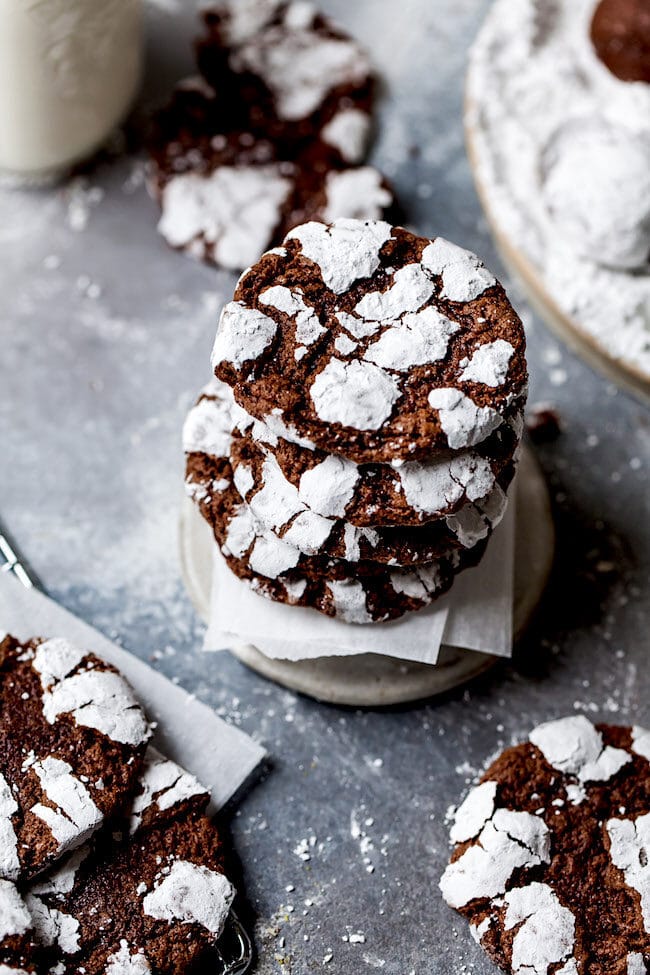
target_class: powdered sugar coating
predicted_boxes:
[142,860,235,938]
[41,667,149,747]
[0,881,31,941]
[0,774,20,881]
[327,579,373,624]
[628,953,647,975]
[398,452,495,517]
[449,781,498,844]
[212,302,278,371]
[298,454,360,518]
[259,286,326,347]
[321,107,371,163]
[29,757,102,854]
[421,238,496,302]
[230,6,370,121]
[129,749,207,834]
[631,726,650,762]
[182,385,233,458]
[427,389,502,449]
[25,894,80,954]
[503,882,576,975]
[310,357,400,430]
[530,715,630,785]
[607,813,650,931]
[356,263,434,320]
[440,808,551,909]
[322,167,393,224]
[286,219,392,293]
[158,166,292,272]
[459,340,515,387]
[364,307,459,372]
[105,942,152,975]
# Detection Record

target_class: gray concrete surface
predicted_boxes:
[0,1,648,972]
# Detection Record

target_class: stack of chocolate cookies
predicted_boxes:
[0,634,235,975]
[185,218,527,624]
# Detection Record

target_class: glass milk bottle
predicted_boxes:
[0,0,142,183]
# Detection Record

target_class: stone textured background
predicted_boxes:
[0,1,648,972]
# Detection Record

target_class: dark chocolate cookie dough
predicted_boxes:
[0,635,150,882]
[212,220,527,463]
[441,716,650,975]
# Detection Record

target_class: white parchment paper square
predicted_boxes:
[0,571,265,809]
[205,494,515,664]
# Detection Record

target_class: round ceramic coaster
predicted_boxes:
[465,0,650,405]
[179,445,553,706]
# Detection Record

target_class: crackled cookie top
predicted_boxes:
[211,219,527,462]
[0,880,39,975]
[0,635,150,882]
[25,750,233,975]
[440,716,650,974]
[184,380,515,567]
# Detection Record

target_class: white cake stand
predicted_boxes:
[179,446,554,706]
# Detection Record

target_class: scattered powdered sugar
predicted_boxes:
[30,847,89,897]
[259,286,326,347]
[327,579,373,624]
[467,0,650,378]
[230,13,370,121]
[105,941,152,975]
[322,168,393,224]
[310,358,400,430]
[287,219,392,294]
[211,302,278,371]
[158,166,292,271]
[0,880,31,940]
[129,749,207,833]
[321,108,371,163]
[334,333,357,355]
[0,773,20,881]
[459,339,515,387]
[529,715,630,786]
[503,882,576,975]
[606,813,650,931]
[427,388,502,449]
[421,238,496,303]
[142,860,235,937]
[439,808,550,909]
[449,780,497,844]
[29,757,103,853]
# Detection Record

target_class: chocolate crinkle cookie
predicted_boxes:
[148,0,395,271]
[0,634,150,882]
[440,716,650,975]
[24,748,234,975]
[184,219,526,623]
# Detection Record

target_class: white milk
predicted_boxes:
[0,0,142,182]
